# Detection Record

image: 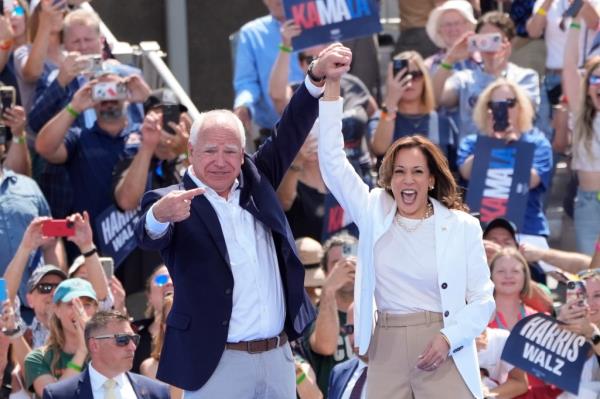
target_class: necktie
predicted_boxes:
[103,378,117,399]
[349,366,367,399]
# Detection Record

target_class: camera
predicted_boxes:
[489,101,510,132]
[92,82,128,102]
[468,33,502,53]
[79,54,103,76]
[342,242,357,258]
[566,280,587,306]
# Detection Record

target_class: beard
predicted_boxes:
[97,102,125,122]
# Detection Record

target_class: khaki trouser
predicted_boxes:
[367,311,474,399]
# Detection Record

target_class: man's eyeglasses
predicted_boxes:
[487,98,517,109]
[341,324,354,335]
[92,333,141,347]
[35,283,59,295]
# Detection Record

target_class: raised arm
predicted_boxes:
[526,0,552,38]
[268,21,301,115]
[431,33,471,107]
[3,106,31,176]
[563,16,583,114]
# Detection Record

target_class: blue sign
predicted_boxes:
[283,0,382,51]
[501,313,591,395]
[322,193,358,242]
[465,136,535,230]
[95,204,142,267]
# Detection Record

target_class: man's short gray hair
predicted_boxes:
[63,9,101,36]
[189,110,246,148]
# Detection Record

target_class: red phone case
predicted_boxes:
[42,220,75,237]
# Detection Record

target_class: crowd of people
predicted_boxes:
[1,0,600,398]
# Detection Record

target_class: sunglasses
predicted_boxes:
[36,283,59,294]
[577,268,600,279]
[589,75,600,85]
[407,70,424,80]
[11,5,25,17]
[487,98,517,109]
[341,324,354,335]
[92,333,141,347]
[153,274,170,287]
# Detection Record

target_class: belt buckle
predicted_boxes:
[275,334,281,349]
[246,339,266,354]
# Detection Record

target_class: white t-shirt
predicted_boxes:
[533,0,600,68]
[478,328,514,388]
[373,215,442,313]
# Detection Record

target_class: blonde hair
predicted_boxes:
[150,293,173,360]
[392,51,435,113]
[472,79,534,134]
[573,56,600,160]
[63,9,101,37]
[489,247,532,299]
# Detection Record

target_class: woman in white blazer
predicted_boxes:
[318,71,495,399]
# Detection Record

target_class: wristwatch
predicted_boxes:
[2,318,26,339]
[307,60,325,83]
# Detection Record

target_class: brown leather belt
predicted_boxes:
[225,332,288,354]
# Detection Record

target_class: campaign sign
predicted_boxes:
[95,204,142,267]
[283,0,382,50]
[465,136,534,230]
[501,313,591,395]
[322,193,358,241]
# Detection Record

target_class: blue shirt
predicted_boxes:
[0,169,50,300]
[64,122,140,232]
[233,15,305,130]
[456,129,553,236]
[447,63,540,141]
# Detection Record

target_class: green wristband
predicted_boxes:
[440,61,453,71]
[570,22,582,29]
[66,360,82,372]
[296,372,306,385]
[66,103,80,118]
[278,43,293,53]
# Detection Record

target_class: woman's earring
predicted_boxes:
[429,184,434,191]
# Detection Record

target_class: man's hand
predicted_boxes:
[152,188,205,223]
[519,242,544,263]
[311,43,352,84]
[67,211,94,252]
[125,75,151,103]
[19,217,54,253]
[109,276,127,315]
[234,106,252,134]
[140,111,162,151]
[71,82,96,113]
[57,52,85,87]
[2,106,26,138]
[445,32,473,65]
[322,257,355,294]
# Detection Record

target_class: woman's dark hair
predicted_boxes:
[476,11,515,41]
[377,135,467,211]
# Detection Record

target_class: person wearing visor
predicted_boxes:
[34,71,151,241]
[23,277,98,398]
[42,310,170,399]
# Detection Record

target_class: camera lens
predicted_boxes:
[566,281,576,290]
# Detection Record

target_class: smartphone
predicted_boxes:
[0,86,16,113]
[42,219,75,237]
[392,59,408,78]
[0,278,6,302]
[92,82,127,102]
[0,1,4,16]
[566,280,587,306]
[489,101,510,132]
[162,104,181,135]
[342,242,357,258]
[468,33,502,53]
[99,257,114,279]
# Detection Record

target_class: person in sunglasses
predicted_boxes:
[23,277,98,398]
[42,310,170,399]
[458,78,553,240]
[372,51,458,165]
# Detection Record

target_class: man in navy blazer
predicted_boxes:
[135,44,353,397]
[43,310,169,399]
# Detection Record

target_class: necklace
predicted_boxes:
[395,202,434,233]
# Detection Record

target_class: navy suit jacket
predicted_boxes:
[42,369,170,399]
[328,357,362,399]
[135,83,318,391]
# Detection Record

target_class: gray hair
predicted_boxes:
[189,109,246,148]
[63,9,101,36]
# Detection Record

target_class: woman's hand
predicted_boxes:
[416,333,450,371]
[2,106,26,138]
[67,211,94,252]
[109,276,127,315]
[384,62,413,109]
[557,298,595,336]
[72,298,90,353]
[280,20,301,47]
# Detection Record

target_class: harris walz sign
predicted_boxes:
[94,204,142,267]
[283,0,381,50]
